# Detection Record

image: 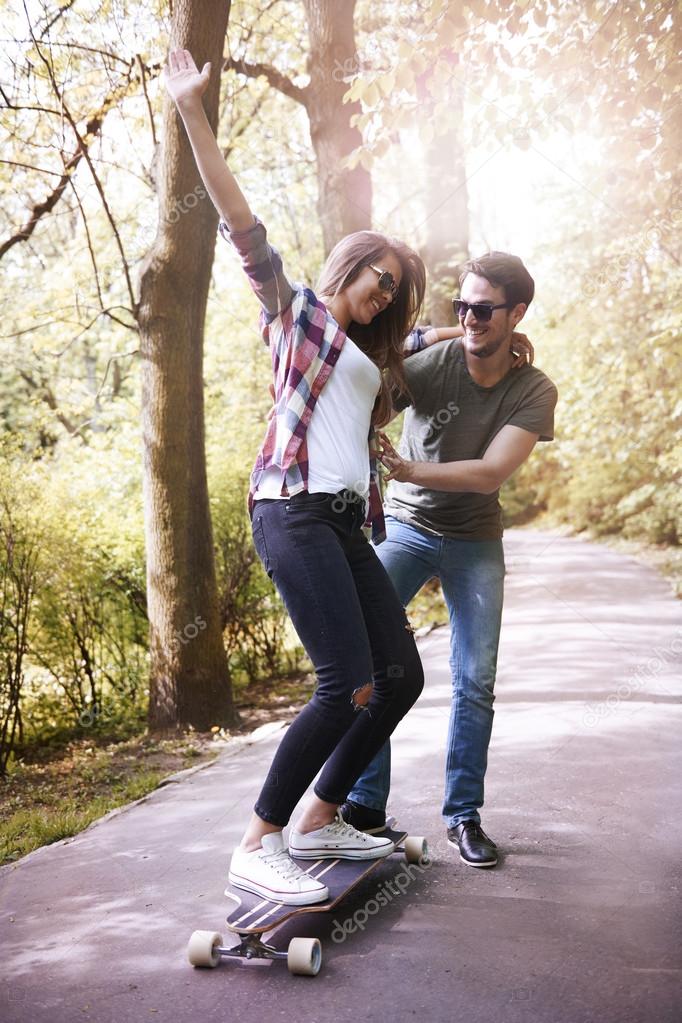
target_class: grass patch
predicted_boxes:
[0,771,166,864]
[0,736,219,866]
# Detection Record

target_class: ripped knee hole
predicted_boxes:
[351,682,373,708]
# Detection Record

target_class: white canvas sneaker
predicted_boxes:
[289,812,395,860]
[227,831,329,905]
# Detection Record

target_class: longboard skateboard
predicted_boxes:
[187,819,428,976]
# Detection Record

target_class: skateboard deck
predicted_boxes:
[224,822,410,934]
[187,819,428,976]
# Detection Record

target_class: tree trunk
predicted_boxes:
[423,92,469,325]
[137,0,237,733]
[303,0,372,252]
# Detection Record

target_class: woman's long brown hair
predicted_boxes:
[317,232,426,427]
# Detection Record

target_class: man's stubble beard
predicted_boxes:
[467,333,510,360]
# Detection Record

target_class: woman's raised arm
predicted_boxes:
[163,48,254,232]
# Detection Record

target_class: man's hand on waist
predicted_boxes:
[377,425,540,494]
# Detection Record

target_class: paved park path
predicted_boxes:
[1,529,680,1023]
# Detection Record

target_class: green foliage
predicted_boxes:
[501,443,559,528]
[0,433,149,767]
[500,224,680,555]
[0,769,165,864]
[0,451,40,773]
[208,461,306,690]
[348,0,680,169]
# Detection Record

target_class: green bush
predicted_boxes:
[0,435,150,766]
[209,465,305,690]
[0,459,40,773]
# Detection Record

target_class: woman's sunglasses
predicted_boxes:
[453,299,511,322]
[369,264,399,301]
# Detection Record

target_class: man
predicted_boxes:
[341,251,558,868]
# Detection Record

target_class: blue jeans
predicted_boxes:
[251,494,424,827]
[347,516,505,828]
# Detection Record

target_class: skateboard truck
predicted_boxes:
[188,930,322,976]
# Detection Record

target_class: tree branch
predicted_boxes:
[136,53,157,148]
[39,0,77,37]
[223,56,309,107]
[95,348,140,401]
[22,13,138,313]
[0,78,137,262]
[18,370,80,439]
[67,174,105,310]
[47,307,138,358]
[0,158,66,177]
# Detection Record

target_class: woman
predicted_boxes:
[164,49,427,906]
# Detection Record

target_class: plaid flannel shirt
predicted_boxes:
[219,217,428,544]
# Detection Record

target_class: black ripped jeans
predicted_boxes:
[250,490,424,827]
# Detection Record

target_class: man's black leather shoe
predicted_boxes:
[447,821,498,867]
[339,799,387,834]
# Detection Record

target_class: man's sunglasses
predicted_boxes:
[369,264,399,301]
[453,299,511,321]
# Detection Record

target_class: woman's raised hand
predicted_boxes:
[163,48,211,109]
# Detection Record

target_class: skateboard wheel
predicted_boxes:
[287,937,322,976]
[187,930,224,968]
[404,836,429,865]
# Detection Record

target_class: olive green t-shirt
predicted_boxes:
[384,339,558,540]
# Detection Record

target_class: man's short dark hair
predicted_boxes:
[458,251,535,308]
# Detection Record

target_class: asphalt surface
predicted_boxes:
[1,528,680,1023]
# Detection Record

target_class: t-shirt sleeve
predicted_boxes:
[218,216,296,322]
[508,375,558,442]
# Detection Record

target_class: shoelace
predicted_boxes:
[322,815,371,843]
[261,845,309,880]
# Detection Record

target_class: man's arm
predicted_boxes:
[378,424,539,493]
[404,325,534,365]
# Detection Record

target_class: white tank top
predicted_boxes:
[254,337,381,509]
